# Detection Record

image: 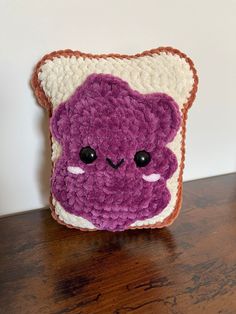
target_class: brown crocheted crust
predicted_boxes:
[31,47,198,231]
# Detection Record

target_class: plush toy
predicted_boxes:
[32,47,198,232]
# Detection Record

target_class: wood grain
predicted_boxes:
[1,173,236,314]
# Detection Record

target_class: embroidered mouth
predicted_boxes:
[106,158,124,169]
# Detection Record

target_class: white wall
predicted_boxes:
[1,0,236,215]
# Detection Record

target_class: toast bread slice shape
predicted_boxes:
[32,47,198,231]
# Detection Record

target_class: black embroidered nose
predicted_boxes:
[106,158,124,169]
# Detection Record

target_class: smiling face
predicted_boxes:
[50,74,181,231]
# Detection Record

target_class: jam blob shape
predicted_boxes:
[50,74,181,231]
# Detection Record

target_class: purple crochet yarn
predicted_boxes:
[50,74,181,231]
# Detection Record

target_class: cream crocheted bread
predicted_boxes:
[32,47,198,232]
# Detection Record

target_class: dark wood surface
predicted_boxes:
[1,173,236,314]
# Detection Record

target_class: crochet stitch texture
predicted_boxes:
[31,47,198,231]
[50,74,181,231]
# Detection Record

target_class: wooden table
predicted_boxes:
[1,173,236,314]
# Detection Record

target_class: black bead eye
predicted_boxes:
[134,150,151,167]
[79,146,97,164]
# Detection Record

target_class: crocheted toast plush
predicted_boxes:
[32,47,198,232]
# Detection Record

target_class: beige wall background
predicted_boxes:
[0,0,236,215]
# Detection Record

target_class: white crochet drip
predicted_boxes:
[38,51,194,230]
